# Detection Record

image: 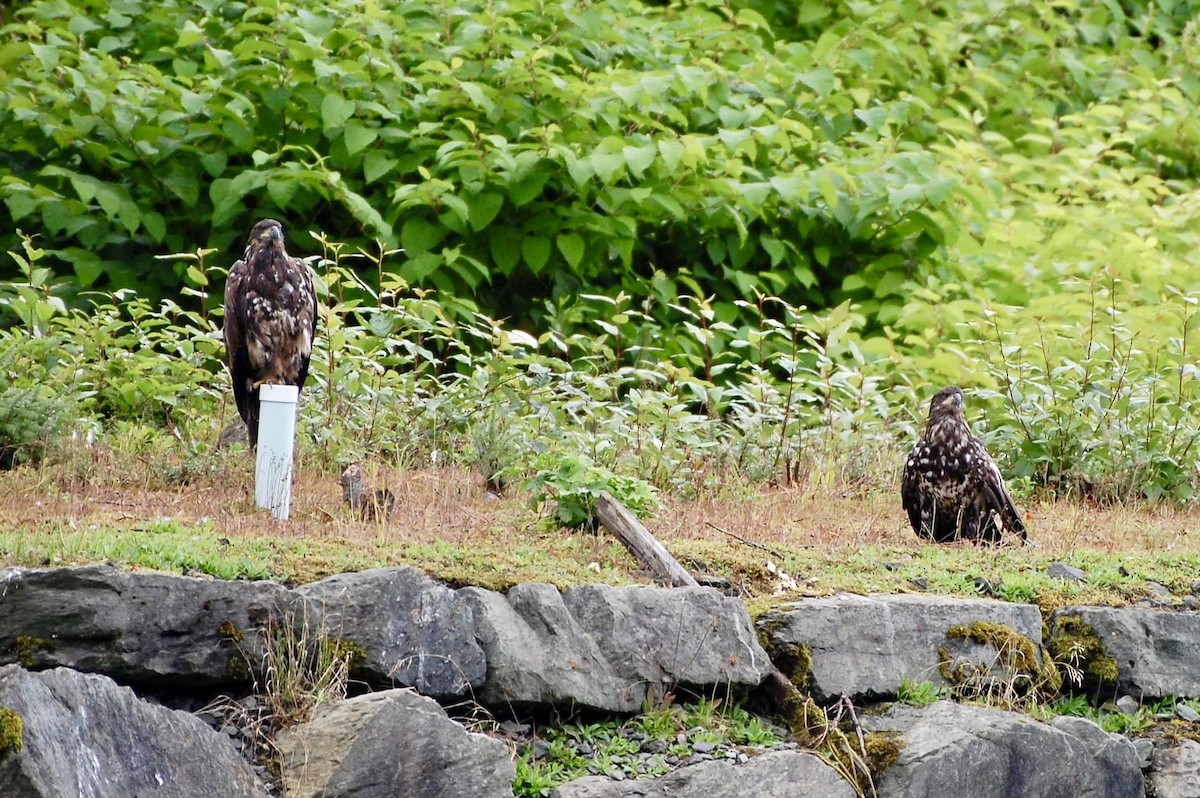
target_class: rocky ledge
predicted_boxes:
[2,564,1199,797]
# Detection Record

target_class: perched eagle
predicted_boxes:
[223,219,317,447]
[901,386,1027,544]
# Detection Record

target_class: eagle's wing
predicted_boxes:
[976,447,1026,540]
[900,447,928,538]
[223,260,256,437]
[292,256,318,391]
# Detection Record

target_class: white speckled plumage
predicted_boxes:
[900,386,1026,545]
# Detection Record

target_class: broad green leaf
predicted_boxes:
[363,150,398,184]
[522,234,551,274]
[657,140,684,175]
[556,232,585,268]
[622,145,656,177]
[321,93,355,132]
[343,124,378,156]
[795,69,835,97]
[466,191,504,231]
[400,217,447,255]
[490,226,523,275]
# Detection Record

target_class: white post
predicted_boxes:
[255,384,299,521]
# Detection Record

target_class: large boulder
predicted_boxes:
[757,594,1045,700]
[462,583,772,712]
[0,664,267,798]
[295,566,486,697]
[1151,739,1200,798]
[549,750,855,798]
[275,688,514,798]
[1048,606,1200,699]
[863,701,1144,798]
[0,564,291,688]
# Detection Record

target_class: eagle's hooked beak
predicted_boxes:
[257,224,284,245]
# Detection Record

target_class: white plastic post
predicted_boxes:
[255,384,299,520]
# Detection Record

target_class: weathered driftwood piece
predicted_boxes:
[595,491,698,588]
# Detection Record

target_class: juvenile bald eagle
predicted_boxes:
[901,386,1027,544]
[223,219,317,447]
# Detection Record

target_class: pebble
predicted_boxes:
[1147,582,1173,600]
[1115,695,1141,715]
[1175,703,1200,723]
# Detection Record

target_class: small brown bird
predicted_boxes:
[223,219,317,447]
[901,386,1027,544]
[341,463,395,522]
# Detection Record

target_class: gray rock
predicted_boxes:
[864,701,1143,798]
[295,566,486,697]
[1047,563,1087,582]
[0,665,267,798]
[757,594,1044,700]
[549,749,855,798]
[463,583,771,712]
[1152,739,1200,798]
[1147,582,1174,602]
[1176,703,1200,723]
[276,688,514,798]
[1116,695,1141,715]
[0,564,291,687]
[1049,606,1200,699]
[1132,737,1154,769]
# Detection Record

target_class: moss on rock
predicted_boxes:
[1047,614,1119,686]
[938,621,1062,704]
[0,707,23,759]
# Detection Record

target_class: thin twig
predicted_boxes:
[705,521,785,559]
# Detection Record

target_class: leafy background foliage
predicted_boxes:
[3,0,1200,505]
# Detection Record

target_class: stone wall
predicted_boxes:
[2,564,1198,798]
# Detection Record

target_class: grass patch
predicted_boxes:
[3,452,1200,611]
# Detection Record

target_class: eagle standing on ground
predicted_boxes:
[223,219,317,447]
[901,386,1027,544]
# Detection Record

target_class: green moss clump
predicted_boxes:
[14,636,48,668]
[1047,614,1119,685]
[217,621,244,643]
[0,707,23,759]
[755,617,813,693]
[938,621,1062,705]
[863,731,904,776]
[322,638,367,671]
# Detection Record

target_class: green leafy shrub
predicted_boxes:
[0,384,71,469]
[526,452,661,530]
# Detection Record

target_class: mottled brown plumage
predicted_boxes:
[340,463,395,522]
[901,386,1026,544]
[223,219,317,447]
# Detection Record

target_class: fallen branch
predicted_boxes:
[705,521,785,559]
[595,492,698,588]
